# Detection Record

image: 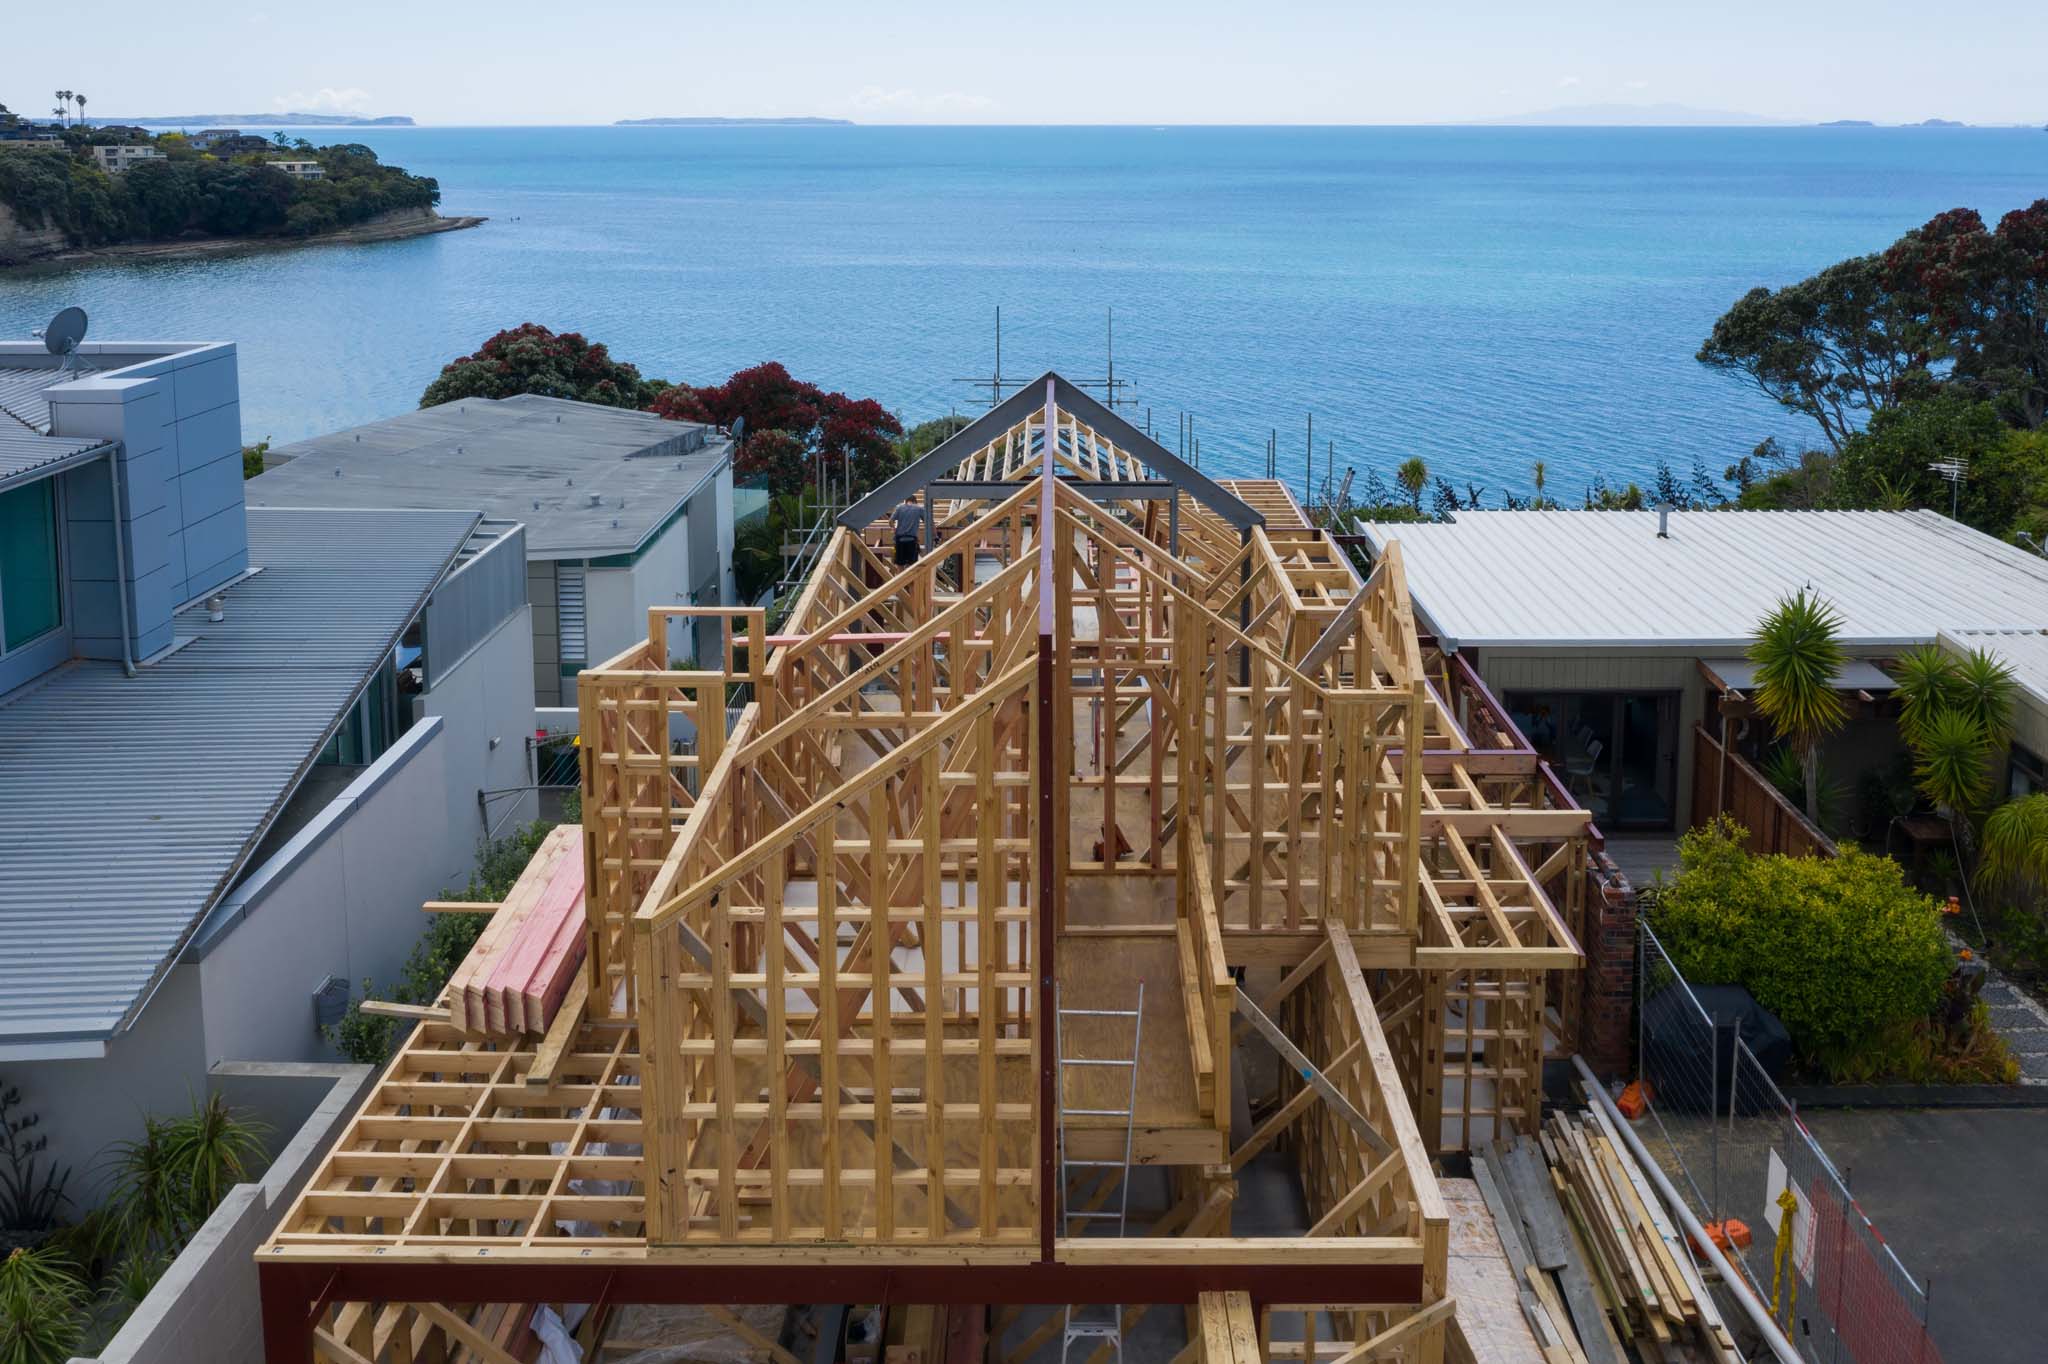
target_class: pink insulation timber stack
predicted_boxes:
[444,825,589,1036]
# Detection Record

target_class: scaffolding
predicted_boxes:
[257,371,1594,1364]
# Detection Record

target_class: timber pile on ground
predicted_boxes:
[1473,1104,1742,1364]
[445,824,588,1036]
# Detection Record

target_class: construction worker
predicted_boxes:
[893,497,924,568]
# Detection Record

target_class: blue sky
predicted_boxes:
[7,1,2047,126]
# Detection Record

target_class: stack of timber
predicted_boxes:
[1472,1105,1741,1364]
[445,825,589,1036]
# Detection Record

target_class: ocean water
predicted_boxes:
[2,125,2043,498]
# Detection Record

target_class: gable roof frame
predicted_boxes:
[838,370,1263,533]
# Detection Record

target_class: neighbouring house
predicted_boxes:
[1356,507,2048,834]
[0,339,536,1197]
[188,126,242,149]
[91,124,154,142]
[206,133,278,157]
[253,396,735,706]
[0,121,65,143]
[89,142,164,173]
[265,157,325,180]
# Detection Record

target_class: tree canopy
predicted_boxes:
[651,361,904,499]
[0,136,437,253]
[419,324,661,410]
[1709,199,2048,543]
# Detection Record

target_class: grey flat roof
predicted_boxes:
[251,394,732,559]
[1358,508,2048,651]
[0,505,478,1053]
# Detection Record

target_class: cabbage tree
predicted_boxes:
[1749,590,1848,822]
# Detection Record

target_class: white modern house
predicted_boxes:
[264,158,324,180]
[0,339,536,1193]
[254,395,736,705]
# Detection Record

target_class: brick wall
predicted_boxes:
[1577,852,1637,1081]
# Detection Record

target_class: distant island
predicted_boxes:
[1477,102,1793,127]
[1907,118,1967,128]
[614,117,854,127]
[95,113,415,127]
[1818,119,1875,127]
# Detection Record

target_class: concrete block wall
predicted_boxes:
[72,1063,373,1364]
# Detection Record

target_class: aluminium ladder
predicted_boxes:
[1055,983,1145,1364]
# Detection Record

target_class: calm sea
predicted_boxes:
[3,125,2044,497]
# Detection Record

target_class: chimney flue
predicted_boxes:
[1656,502,1673,538]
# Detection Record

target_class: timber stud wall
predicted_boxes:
[258,393,1599,1364]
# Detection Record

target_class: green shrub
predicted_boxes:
[0,1246,88,1364]
[324,820,558,1065]
[1651,817,1952,1062]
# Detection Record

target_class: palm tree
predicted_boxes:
[54,91,71,127]
[72,93,86,127]
[1978,792,2048,896]
[1396,456,1429,514]
[1948,648,2016,748]
[1914,707,1993,816]
[1890,644,1956,749]
[1749,589,1847,823]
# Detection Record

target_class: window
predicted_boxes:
[0,480,62,652]
[2011,744,2046,801]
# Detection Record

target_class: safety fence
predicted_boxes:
[1635,922,1944,1364]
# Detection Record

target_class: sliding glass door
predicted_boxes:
[1505,689,1679,829]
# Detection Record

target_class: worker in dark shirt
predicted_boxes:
[893,498,924,568]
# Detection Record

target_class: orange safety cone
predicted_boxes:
[1616,1079,1652,1120]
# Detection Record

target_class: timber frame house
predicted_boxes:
[257,373,1597,1364]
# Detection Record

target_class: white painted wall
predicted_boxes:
[9,964,209,1203]
[419,603,540,846]
[191,719,463,1068]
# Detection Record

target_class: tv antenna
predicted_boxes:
[954,306,1137,411]
[953,306,1013,409]
[1927,456,1968,519]
[35,306,89,375]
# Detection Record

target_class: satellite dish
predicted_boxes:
[43,307,88,357]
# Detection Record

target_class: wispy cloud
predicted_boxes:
[1623,78,1650,90]
[850,86,995,117]
[273,86,373,113]
[1557,75,1582,89]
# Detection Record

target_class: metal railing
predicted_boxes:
[1635,923,1945,1364]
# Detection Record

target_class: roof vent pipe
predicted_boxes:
[207,595,226,624]
[588,492,602,508]
[1655,502,1673,538]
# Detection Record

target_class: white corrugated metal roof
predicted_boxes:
[1942,628,2048,708]
[1357,509,2048,651]
[0,506,478,1050]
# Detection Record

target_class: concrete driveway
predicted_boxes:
[1796,1107,2048,1364]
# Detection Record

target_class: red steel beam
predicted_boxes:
[259,1258,1424,1362]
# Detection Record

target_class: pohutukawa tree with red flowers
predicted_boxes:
[651,361,904,502]
[419,324,662,410]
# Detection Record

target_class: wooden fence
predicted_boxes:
[1689,725,1837,860]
